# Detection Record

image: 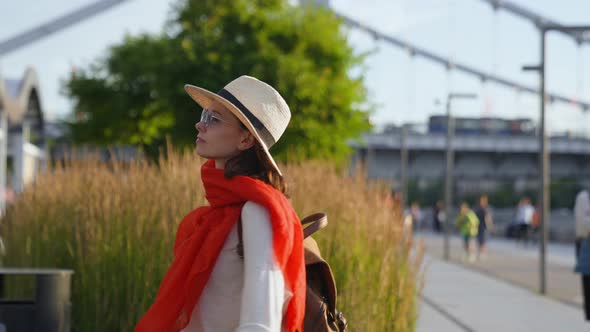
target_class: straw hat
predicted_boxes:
[184,75,291,176]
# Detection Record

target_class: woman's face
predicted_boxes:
[195,100,255,168]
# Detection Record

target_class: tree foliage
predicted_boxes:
[65,0,372,162]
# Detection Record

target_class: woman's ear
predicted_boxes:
[237,131,256,151]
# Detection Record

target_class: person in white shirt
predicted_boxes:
[574,189,590,320]
[514,197,535,245]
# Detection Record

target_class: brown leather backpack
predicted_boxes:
[237,212,348,331]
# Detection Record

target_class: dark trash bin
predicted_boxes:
[0,268,73,332]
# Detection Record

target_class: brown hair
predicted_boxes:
[224,126,288,196]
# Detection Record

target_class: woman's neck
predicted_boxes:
[215,159,227,170]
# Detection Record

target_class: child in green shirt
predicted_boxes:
[456,202,480,262]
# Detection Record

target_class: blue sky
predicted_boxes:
[1,0,589,135]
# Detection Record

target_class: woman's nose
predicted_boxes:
[196,121,206,131]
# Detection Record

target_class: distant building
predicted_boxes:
[349,118,590,196]
[0,67,46,198]
[428,115,536,136]
[0,68,143,210]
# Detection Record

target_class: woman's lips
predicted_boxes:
[196,137,206,143]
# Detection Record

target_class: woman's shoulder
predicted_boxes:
[241,201,271,225]
[241,201,273,243]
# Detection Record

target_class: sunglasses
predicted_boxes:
[199,109,236,128]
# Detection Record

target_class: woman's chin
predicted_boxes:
[195,146,209,159]
[196,148,221,161]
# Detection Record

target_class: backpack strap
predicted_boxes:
[301,212,328,239]
[237,215,244,259]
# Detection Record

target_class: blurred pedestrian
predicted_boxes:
[574,189,590,320]
[514,197,535,245]
[404,201,422,231]
[530,205,541,243]
[432,200,445,233]
[455,202,479,263]
[474,195,494,260]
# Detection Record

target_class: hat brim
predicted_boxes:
[184,84,283,176]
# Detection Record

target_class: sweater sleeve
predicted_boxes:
[237,201,285,332]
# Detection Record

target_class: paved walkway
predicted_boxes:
[414,233,590,331]
[416,254,589,332]
[417,232,582,307]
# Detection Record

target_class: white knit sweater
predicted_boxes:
[180,201,292,332]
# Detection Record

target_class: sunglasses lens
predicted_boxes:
[200,109,227,128]
[201,110,209,126]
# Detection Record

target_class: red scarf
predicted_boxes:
[135,159,305,332]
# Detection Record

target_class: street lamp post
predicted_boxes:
[444,93,477,261]
[522,24,590,295]
[400,125,409,209]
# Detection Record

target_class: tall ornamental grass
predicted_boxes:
[2,147,423,331]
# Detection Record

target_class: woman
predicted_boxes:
[135,76,306,332]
